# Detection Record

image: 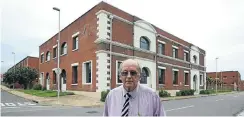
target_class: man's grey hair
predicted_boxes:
[118,59,141,75]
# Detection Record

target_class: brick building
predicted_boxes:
[6,56,39,88]
[39,1,206,94]
[240,80,244,91]
[207,71,242,91]
[8,56,39,71]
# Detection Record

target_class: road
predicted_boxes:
[1,90,244,116]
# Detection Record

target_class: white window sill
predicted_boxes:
[173,85,179,86]
[72,48,78,52]
[83,83,92,85]
[184,85,189,86]
[60,53,67,57]
[71,84,78,86]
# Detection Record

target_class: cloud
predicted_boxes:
[1,0,244,80]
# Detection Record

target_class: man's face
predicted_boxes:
[120,61,140,91]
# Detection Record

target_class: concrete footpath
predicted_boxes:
[1,85,104,107]
[0,85,240,107]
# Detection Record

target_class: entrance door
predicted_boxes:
[193,75,197,91]
[46,73,50,90]
[61,69,66,91]
[46,78,50,90]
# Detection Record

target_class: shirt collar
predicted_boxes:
[122,83,140,99]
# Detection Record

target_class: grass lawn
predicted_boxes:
[18,90,75,97]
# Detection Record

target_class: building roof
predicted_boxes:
[39,1,206,53]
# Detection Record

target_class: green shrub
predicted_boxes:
[200,90,216,94]
[42,86,46,91]
[179,89,195,96]
[32,84,42,90]
[176,89,195,96]
[159,90,171,97]
[100,90,110,102]
[176,92,181,96]
[218,90,232,92]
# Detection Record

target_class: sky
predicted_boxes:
[1,0,244,80]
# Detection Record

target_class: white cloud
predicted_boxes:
[1,0,244,80]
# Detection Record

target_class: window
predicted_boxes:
[141,67,148,84]
[193,55,197,64]
[184,72,189,85]
[46,51,50,61]
[72,36,79,50]
[53,47,57,58]
[173,70,178,85]
[83,61,92,84]
[40,72,44,85]
[53,71,56,84]
[200,74,203,85]
[117,61,122,84]
[158,43,165,55]
[173,48,178,58]
[61,69,66,84]
[158,68,165,84]
[72,66,78,84]
[61,42,67,55]
[184,52,189,61]
[140,36,150,50]
[41,54,44,63]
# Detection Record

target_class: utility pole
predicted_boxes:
[1,61,4,82]
[53,7,61,103]
[215,57,219,94]
[12,52,15,89]
[221,71,223,90]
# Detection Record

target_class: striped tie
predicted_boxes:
[121,93,131,117]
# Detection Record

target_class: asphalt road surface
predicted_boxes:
[1,90,244,116]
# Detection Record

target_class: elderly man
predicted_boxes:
[103,59,166,116]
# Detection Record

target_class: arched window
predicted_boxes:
[193,55,197,64]
[61,42,67,55]
[46,51,50,61]
[141,67,149,84]
[140,36,150,50]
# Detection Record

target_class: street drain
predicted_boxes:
[86,111,98,114]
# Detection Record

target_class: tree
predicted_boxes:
[3,69,15,85]
[3,67,38,89]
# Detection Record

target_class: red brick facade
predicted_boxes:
[240,81,244,91]
[8,56,39,71]
[6,56,39,88]
[39,1,206,92]
[207,71,242,91]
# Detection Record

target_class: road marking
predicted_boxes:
[1,106,47,109]
[166,105,194,112]
[5,103,16,106]
[215,99,224,101]
[1,102,37,107]
[1,107,20,109]
[1,107,71,113]
[1,103,5,106]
